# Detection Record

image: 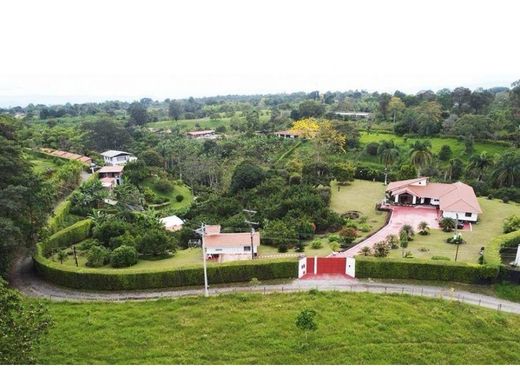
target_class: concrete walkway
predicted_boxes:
[9,256,520,314]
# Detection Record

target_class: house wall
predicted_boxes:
[206,245,259,262]
[442,211,478,222]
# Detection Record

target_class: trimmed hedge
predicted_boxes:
[33,253,298,290]
[47,199,72,234]
[483,230,520,266]
[42,219,92,256]
[356,257,499,284]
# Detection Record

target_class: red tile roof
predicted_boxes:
[98,165,124,173]
[205,231,260,248]
[387,179,482,214]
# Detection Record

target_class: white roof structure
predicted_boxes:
[160,215,184,231]
[101,150,131,158]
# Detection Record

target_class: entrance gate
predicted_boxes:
[298,256,356,279]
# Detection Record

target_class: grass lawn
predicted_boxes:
[52,247,203,272]
[27,156,61,175]
[36,292,520,364]
[258,236,336,258]
[359,132,511,158]
[330,179,388,239]
[389,198,520,263]
[141,177,193,211]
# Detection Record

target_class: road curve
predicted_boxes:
[8,255,520,314]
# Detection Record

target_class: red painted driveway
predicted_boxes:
[336,205,442,257]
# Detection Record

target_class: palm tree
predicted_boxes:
[409,140,433,177]
[492,151,520,187]
[379,146,400,185]
[467,151,493,181]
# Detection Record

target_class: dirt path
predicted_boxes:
[8,256,520,314]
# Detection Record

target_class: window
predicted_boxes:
[244,246,251,252]
[465,212,472,217]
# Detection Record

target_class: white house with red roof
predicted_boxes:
[98,165,124,189]
[386,177,482,222]
[203,225,260,262]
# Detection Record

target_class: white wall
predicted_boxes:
[206,245,258,256]
[442,211,478,222]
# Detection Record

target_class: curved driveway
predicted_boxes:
[339,205,441,257]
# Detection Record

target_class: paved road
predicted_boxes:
[9,255,520,314]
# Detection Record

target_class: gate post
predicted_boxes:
[346,257,356,278]
[314,256,318,275]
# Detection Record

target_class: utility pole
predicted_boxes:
[243,209,258,260]
[195,223,209,297]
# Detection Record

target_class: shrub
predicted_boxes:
[137,229,176,256]
[92,219,127,247]
[110,245,138,268]
[503,215,520,234]
[385,234,399,249]
[400,224,415,240]
[327,234,340,243]
[47,199,72,234]
[175,194,184,202]
[360,246,372,256]
[339,227,358,245]
[447,234,465,245]
[154,179,173,193]
[86,245,111,268]
[439,217,456,232]
[77,238,100,251]
[418,221,430,235]
[310,239,323,249]
[330,242,340,252]
[289,174,302,185]
[373,241,390,257]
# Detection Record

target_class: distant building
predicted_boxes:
[273,130,300,139]
[160,215,184,232]
[101,150,137,166]
[40,148,92,166]
[333,111,372,119]
[203,225,260,262]
[186,129,217,139]
[98,165,124,188]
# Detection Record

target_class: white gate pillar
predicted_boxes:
[314,255,318,275]
[346,257,356,278]
[513,244,520,267]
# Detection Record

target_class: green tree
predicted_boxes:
[81,117,132,151]
[295,309,317,345]
[0,278,52,364]
[140,148,164,168]
[387,96,406,123]
[110,245,138,268]
[409,140,433,176]
[332,162,355,184]
[492,150,520,187]
[168,100,183,120]
[467,151,493,181]
[127,102,149,126]
[229,161,265,193]
[438,145,453,161]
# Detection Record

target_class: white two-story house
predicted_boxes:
[101,150,137,166]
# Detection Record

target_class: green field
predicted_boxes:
[36,292,520,364]
[27,155,62,175]
[359,132,510,158]
[389,198,520,263]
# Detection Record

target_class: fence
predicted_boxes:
[44,281,519,314]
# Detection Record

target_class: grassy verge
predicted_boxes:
[36,292,520,364]
[496,283,520,303]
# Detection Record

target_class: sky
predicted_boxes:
[1,0,519,107]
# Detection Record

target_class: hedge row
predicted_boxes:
[47,199,72,234]
[33,254,298,290]
[42,219,92,256]
[483,230,520,266]
[356,257,499,284]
